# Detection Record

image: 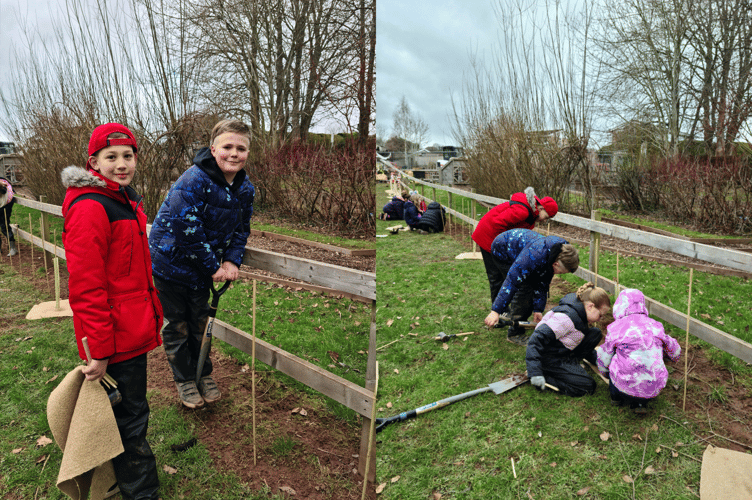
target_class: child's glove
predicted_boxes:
[530,376,546,390]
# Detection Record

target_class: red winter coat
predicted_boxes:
[471,192,538,253]
[61,166,163,364]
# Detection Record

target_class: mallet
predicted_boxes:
[434,331,474,342]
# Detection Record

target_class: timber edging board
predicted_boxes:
[211,319,374,417]
[250,229,375,257]
[574,267,752,364]
[237,270,371,304]
[542,230,752,280]
[242,247,376,301]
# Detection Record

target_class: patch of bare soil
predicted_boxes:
[0,218,376,499]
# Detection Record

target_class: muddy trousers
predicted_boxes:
[153,276,212,383]
[107,354,160,499]
[480,248,534,337]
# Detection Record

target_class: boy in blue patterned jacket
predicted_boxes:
[483,228,579,345]
[149,119,254,409]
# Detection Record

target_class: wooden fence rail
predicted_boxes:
[11,195,378,480]
[379,159,752,274]
[378,158,752,364]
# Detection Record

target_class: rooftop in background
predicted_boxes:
[0,142,16,155]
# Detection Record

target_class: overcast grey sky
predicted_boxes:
[1,0,499,146]
[0,0,58,141]
[376,0,499,147]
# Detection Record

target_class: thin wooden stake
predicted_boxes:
[252,279,257,466]
[511,457,517,479]
[361,361,379,500]
[4,209,12,268]
[40,217,50,294]
[53,230,60,310]
[683,268,694,412]
[615,252,620,297]
[546,222,550,236]
[29,214,34,271]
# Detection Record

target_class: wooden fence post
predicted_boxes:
[358,300,378,482]
[447,192,453,230]
[471,189,477,252]
[589,210,601,277]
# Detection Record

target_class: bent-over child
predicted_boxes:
[379,191,407,220]
[62,123,163,498]
[526,282,611,397]
[596,288,681,414]
[403,197,422,230]
[483,228,579,345]
[472,187,557,312]
[149,119,255,409]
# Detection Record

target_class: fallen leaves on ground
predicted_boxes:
[279,485,297,495]
[163,465,177,474]
[600,431,611,441]
[36,436,52,447]
[376,483,386,494]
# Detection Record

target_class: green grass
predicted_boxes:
[374,187,752,499]
[0,241,369,498]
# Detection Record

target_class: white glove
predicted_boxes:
[530,376,546,390]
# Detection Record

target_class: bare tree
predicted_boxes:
[451,0,598,210]
[391,96,429,167]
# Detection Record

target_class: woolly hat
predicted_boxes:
[536,196,558,218]
[86,123,137,170]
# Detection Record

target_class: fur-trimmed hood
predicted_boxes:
[61,165,108,189]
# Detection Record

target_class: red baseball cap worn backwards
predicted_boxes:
[536,196,558,218]
[86,123,138,170]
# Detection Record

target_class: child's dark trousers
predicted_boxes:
[107,354,159,499]
[153,275,212,383]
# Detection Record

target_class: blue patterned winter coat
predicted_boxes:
[403,200,422,228]
[596,289,681,399]
[490,228,567,314]
[149,147,254,290]
[381,196,405,220]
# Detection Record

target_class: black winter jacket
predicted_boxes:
[418,201,445,232]
[525,293,601,378]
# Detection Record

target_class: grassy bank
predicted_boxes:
[374,187,752,499]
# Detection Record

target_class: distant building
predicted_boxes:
[0,142,22,184]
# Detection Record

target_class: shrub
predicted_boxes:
[650,155,752,234]
[248,138,375,237]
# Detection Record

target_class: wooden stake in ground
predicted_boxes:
[615,252,620,298]
[53,230,61,310]
[252,279,257,466]
[361,361,378,500]
[40,216,50,294]
[29,214,34,270]
[683,268,694,412]
[4,209,12,268]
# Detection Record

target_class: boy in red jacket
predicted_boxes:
[471,187,557,308]
[61,123,163,500]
